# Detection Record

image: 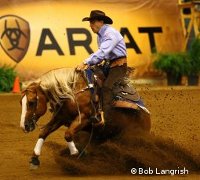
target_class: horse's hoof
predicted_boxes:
[29,156,40,170]
[71,151,79,157]
[29,163,39,170]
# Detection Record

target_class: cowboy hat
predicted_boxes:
[82,10,113,24]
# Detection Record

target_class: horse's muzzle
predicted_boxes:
[24,120,36,133]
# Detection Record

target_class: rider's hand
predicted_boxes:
[76,62,89,71]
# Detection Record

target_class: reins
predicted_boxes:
[74,86,91,95]
[74,70,97,159]
[77,123,94,159]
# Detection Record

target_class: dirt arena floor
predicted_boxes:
[0,86,200,180]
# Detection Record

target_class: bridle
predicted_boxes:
[22,88,39,128]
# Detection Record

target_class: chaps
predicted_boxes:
[102,64,127,118]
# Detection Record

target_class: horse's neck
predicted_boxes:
[38,70,87,105]
[74,72,88,91]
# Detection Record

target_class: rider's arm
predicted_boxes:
[84,32,120,66]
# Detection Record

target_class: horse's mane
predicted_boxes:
[24,68,81,104]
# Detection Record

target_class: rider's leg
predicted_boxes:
[102,64,127,114]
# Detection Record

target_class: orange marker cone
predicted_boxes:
[12,76,21,93]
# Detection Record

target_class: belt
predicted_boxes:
[110,57,127,68]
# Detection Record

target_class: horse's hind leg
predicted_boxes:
[64,113,89,156]
[30,120,62,169]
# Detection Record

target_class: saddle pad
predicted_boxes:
[112,99,150,114]
[135,99,150,114]
[112,100,139,110]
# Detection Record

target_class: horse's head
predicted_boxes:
[20,82,48,133]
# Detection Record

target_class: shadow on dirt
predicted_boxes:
[45,129,200,176]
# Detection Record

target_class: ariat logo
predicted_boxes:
[0,15,30,63]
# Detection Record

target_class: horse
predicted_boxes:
[20,67,151,169]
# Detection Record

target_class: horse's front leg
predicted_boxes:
[64,113,89,156]
[30,120,62,169]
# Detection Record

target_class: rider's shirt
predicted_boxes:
[85,24,127,65]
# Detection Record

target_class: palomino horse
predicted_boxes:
[20,68,151,169]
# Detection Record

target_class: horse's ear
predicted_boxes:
[21,89,26,96]
[36,81,42,92]
[36,82,46,98]
[35,81,41,89]
[28,81,41,90]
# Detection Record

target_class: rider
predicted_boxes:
[76,10,127,118]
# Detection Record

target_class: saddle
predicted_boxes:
[84,68,150,119]
[112,80,140,102]
[112,80,150,113]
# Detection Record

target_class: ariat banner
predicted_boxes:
[0,0,184,78]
